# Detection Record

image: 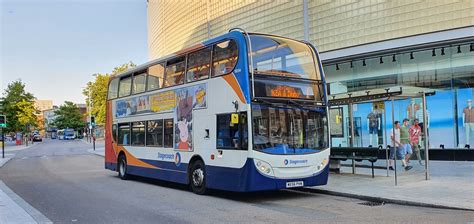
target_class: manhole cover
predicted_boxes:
[358,201,385,206]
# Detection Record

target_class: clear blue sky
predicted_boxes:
[1,0,148,105]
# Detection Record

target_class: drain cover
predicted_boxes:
[358,201,385,206]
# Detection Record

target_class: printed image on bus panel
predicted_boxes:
[250,34,321,80]
[252,104,328,154]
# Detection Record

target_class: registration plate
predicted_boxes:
[286,181,304,188]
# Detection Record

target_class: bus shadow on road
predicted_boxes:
[113,174,319,203]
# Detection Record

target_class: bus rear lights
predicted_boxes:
[211,154,215,160]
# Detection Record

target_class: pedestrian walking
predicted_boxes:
[409,118,423,165]
[390,120,413,171]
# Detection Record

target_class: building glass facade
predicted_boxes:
[325,43,474,149]
[147,1,474,155]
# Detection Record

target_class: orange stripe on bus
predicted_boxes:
[222,74,247,104]
[117,146,158,169]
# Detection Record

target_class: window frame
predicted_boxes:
[147,62,165,91]
[211,39,239,77]
[216,112,248,150]
[118,75,132,98]
[131,121,146,146]
[112,123,117,142]
[132,71,147,94]
[163,118,174,148]
[146,119,164,147]
[107,78,120,100]
[186,46,212,83]
[117,122,131,146]
[163,57,186,88]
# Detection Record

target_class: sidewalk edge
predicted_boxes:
[0,158,12,168]
[0,180,53,224]
[300,188,474,212]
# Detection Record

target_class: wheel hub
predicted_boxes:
[119,160,125,176]
[192,169,204,187]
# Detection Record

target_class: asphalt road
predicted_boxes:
[0,139,472,223]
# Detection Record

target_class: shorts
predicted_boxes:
[390,144,412,159]
[369,126,378,134]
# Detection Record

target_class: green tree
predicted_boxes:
[16,99,39,132]
[2,80,36,132]
[53,101,85,130]
[83,61,135,125]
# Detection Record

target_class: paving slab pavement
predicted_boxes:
[84,141,473,210]
[310,160,474,210]
[0,142,52,224]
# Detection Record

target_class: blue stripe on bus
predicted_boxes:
[107,157,329,192]
[206,158,329,192]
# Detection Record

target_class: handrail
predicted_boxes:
[228,28,255,100]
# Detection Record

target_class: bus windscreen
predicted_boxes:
[250,34,321,81]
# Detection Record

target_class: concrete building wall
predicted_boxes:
[147,0,473,59]
[34,100,53,114]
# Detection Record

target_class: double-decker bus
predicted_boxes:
[105,29,329,194]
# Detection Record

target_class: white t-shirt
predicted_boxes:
[390,128,401,147]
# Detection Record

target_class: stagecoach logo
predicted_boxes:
[284,159,308,166]
[174,152,181,167]
[157,153,174,161]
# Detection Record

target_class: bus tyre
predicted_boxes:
[190,160,207,195]
[118,154,129,180]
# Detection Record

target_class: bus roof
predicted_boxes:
[111,30,244,80]
[110,30,314,81]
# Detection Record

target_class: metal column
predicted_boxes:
[349,103,355,174]
[384,102,389,177]
[391,99,397,186]
[422,93,430,180]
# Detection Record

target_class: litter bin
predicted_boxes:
[16,133,23,145]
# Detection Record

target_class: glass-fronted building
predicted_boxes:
[322,27,474,149]
[147,1,474,155]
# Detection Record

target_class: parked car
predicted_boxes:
[33,134,42,142]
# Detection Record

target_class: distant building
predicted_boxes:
[76,103,88,122]
[34,100,53,114]
[43,106,58,133]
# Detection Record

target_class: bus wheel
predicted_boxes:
[190,160,207,195]
[118,154,129,180]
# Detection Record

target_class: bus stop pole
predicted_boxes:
[384,102,389,177]
[349,103,355,174]
[422,93,430,180]
[392,99,397,186]
[92,126,95,151]
[2,128,4,159]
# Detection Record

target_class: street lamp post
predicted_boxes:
[88,89,92,143]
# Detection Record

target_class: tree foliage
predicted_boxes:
[16,99,39,132]
[2,80,36,132]
[53,101,85,130]
[83,62,136,125]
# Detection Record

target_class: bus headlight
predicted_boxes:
[253,159,274,177]
[318,158,328,170]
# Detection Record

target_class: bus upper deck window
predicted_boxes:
[164,57,185,87]
[148,63,164,90]
[186,47,211,82]
[212,40,238,77]
[118,77,132,97]
[108,78,119,99]
[132,73,147,94]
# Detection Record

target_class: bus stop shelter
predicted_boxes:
[328,86,435,185]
